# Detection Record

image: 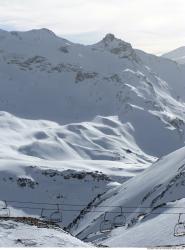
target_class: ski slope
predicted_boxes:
[70,147,185,247]
[103,199,185,247]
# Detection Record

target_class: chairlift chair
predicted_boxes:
[50,204,62,223]
[0,200,10,217]
[40,208,48,221]
[174,213,185,237]
[0,208,10,217]
[112,206,126,228]
[100,212,112,233]
[40,204,62,223]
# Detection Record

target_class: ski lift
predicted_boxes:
[40,204,62,223]
[0,200,10,217]
[100,212,112,233]
[40,208,48,221]
[49,204,62,223]
[174,213,185,237]
[112,206,126,228]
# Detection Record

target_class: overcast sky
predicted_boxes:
[0,0,185,54]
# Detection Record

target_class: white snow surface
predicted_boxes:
[0,111,153,165]
[103,199,185,247]
[0,219,89,247]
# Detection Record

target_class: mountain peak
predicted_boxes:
[28,28,56,36]
[0,28,57,41]
[102,33,116,43]
[96,33,132,50]
[162,46,185,64]
[94,33,137,60]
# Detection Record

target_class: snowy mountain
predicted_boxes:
[0,28,185,247]
[162,46,185,64]
[0,29,185,157]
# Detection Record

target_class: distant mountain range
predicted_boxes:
[162,46,185,64]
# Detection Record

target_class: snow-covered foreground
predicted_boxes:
[0,218,89,247]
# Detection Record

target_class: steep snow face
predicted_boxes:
[136,49,185,102]
[0,218,89,247]
[162,46,185,64]
[70,147,185,247]
[0,29,185,157]
[103,199,185,247]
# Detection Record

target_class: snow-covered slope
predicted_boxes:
[0,29,185,157]
[0,111,154,177]
[162,46,185,64]
[0,112,154,230]
[0,218,89,247]
[103,199,185,247]
[69,147,185,247]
